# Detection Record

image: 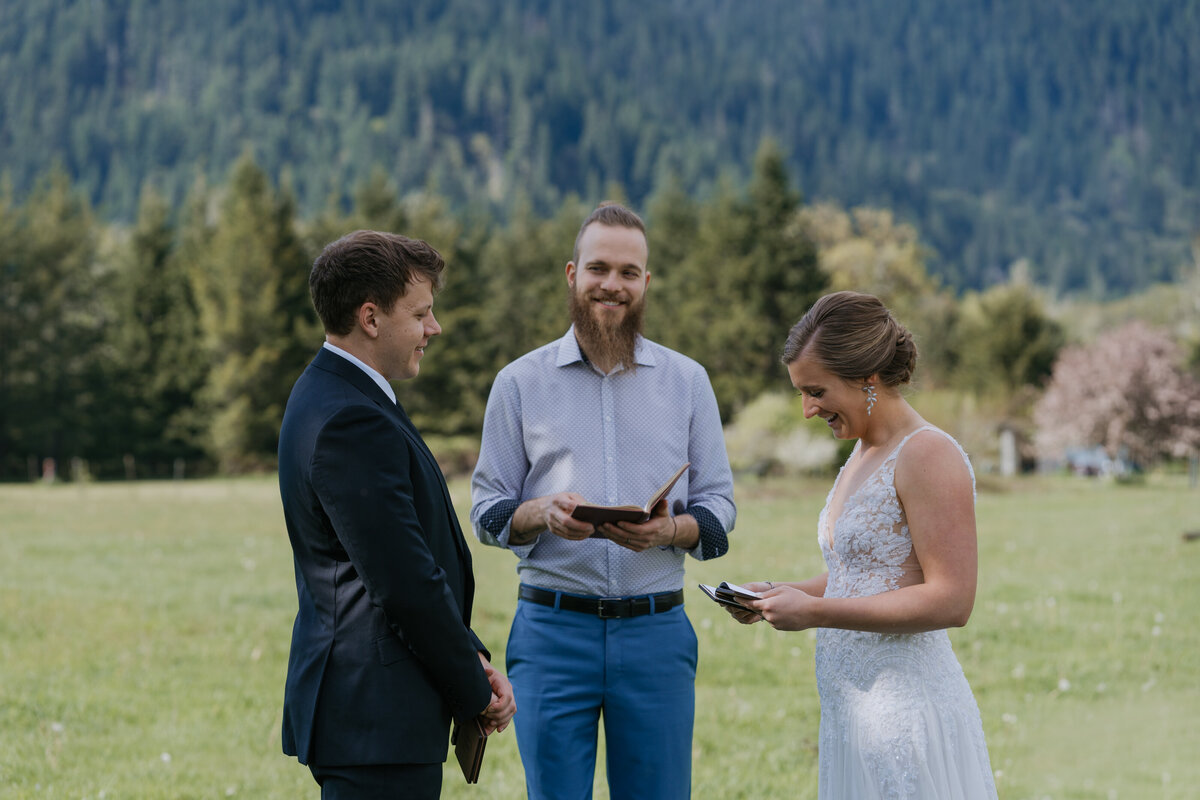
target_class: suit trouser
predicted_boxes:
[309,761,442,799]
[506,593,698,800]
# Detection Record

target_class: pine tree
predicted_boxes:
[105,185,207,476]
[188,153,319,472]
[0,168,106,478]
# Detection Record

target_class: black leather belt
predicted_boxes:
[518,585,684,618]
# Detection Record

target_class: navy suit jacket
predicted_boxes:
[277,347,492,766]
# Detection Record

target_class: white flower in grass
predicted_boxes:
[1057,678,1070,692]
[1154,611,1164,623]
[160,752,171,763]
[1011,663,1026,679]
[1151,626,1162,637]
[1112,591,1122,604]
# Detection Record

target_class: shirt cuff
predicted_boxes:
[478,499,539,555]
[687,504,728,560]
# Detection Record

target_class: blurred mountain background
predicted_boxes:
[3,0,1197,295]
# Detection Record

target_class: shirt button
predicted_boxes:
[607,456,613,463]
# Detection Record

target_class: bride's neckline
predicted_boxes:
[821,424,935,549]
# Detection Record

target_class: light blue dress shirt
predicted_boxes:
[470,327,736,597]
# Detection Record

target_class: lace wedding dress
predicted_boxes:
[815,426,997,799]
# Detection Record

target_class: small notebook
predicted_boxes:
[451,718,487,784]
[698,581,764,611]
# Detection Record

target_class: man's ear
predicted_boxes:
[357,302,381,339]
[565,261,577,288]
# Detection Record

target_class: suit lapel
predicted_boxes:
[391,398,475,574]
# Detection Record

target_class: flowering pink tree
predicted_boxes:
[1035,322,1200,467]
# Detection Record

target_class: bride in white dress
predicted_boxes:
[726,291,997,799]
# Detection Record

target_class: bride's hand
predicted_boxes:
[747,585,819,631]
[724,603,764,625]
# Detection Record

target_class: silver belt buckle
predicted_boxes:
[596,597,623,618]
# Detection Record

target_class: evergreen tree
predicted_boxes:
[643,172,699,348]
[741,139,826,386]
[104,185,207,476]
[670,177,760,417]
[188,153,318,472]
[0,168,106,478]
[0,179,24,476]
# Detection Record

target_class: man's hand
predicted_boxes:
[601,499,695,552]
[477,653,516,734]
[511,492,595,544]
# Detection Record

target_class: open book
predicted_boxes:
[698,581,764,611]
[570,462,690,525]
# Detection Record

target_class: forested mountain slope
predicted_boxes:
[1,0,1196,294]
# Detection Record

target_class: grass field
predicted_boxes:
[1,472,1196,799]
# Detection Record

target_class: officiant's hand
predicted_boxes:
[601,498,670,551]
[477,654,516,734]
[606,500,699,552]
[513,493,595,543]
[746,585,819,631]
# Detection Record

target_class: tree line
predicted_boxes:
[2,0,1198,298]
[3,139,1100,481]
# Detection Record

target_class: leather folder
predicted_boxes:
[451,718,487,784]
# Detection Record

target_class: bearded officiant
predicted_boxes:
[469,202,737,800]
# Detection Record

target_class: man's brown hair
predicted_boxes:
[572,202,647,264]
[309,230,445,336]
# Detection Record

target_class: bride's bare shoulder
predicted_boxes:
[894,428,973,490]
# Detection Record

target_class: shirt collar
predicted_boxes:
[554,325,656,373]
[322,341,397,404]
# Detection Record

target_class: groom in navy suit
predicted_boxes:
[278,230,515,798]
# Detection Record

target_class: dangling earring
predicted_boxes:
[862,384,877,416]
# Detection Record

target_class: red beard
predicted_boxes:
[568,286,645,373]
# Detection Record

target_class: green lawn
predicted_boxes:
[1,473,1196,799]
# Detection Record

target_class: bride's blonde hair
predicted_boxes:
[781,291,917,388]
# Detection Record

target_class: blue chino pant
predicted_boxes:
[506,587,698,800]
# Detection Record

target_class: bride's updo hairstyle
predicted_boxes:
[781,291,918,388]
